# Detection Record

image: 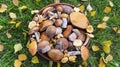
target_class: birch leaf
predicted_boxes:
[9,12,17,20]
[117,29,120,33]
[82,61,88,67]
[99,57,105,67]
[26,40,30,48]
[14,43,23,53]
[19,6,27,10]
[103,45,110,54]
[112,27,118,32]
[0,45,4,51]
[87,4,93,12]
[31,56,39,64]
[104,6,111,13]
[6,32,12,38]
[8,21,16,24]
[109,1,114,7]
[97,23,107,29]
[103,40,112,47]
[91,11,96,16]
[0,4,7,13]
[0,25,3,30]
[79,5,85,12]
[102,16,109,22]
[105,54,113,62]
[18,54,27,61]
[14,59,22,67]
[31,10,39,14]
[13,0,19,6]
[92,45,99,51]
[16,21,22,28]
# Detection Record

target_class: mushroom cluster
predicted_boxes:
[28,3,94,63]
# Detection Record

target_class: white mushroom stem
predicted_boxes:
[83,36,90,46]
[68,51,81,55]
[68,32,77,41]
[34,32,40,42]
[40,45,51,53]
[56,27,62,35]
[57,11,61,18]
[61,18,68,28]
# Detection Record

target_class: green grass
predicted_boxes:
[0,0,120,67]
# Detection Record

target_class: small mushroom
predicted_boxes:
[62,5,73,14]
[56,34,64,39]
[68,56,77,63]
[73,39,83,47]
[55,38,68,50]
[55,19,63,27]
[40,32,50,41]
[39,19,53,31]
[61,13,68,28]
[70,12,89,29]
[29,39,37,56]
[29,26,39,35]
[61,57,68,63]
[38,40,51,53]
[81,46,89,61]
[68,32,77,41]
[86,25,94,33]
[73,29,86,41]
[46,25,56,38]
[49,13,58,19]
[28,21,37,29]
[48,49,64,61]
[56,27,62,35]
[56,5,63,18]
[63,25,72,38]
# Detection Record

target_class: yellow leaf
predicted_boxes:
[69,56,77,62]
[86,25,94,33]
[92,45,99,51]
[103,45,110,54]
[109,1,114,7]
[14,59,22,67]
[104,6,111,13]
[99,57,105,67]
[26,40,30,48]
[36,0,41,2]
[61,57,68,63]
[19,6,27,10]
[6,32,12,38]
[31,56,39,64]
[91,11,96,16]
[97,23,107,29]
[0,25,3,30]
[79,5,85,12]
[57,62,61,67]
[105,54,113,62]
[13,0,19,6]
[103,40,112,47]
[16,22,22,28]
[14,43,23,53]
[117,29,120,33]
[0,45,4,51]
[102,16,109,22]
[82,61,88,67]
[0,4,7,13]
[112,27,118,32]
[9,21,16,24]
[9,12,17,20]
[18,54,27,61]
[31,10,39,14]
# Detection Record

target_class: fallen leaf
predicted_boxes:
[18,54,27,61]
[13,0,19,6]
[19,6,27,10]
[86,25,94,33]
[87,4,93,12]
[103,45,110,54]
[112,27,118,32]
[103,40,112,47]
[14,43,23,53]
[117,29,120,33]
[0,25,3,30]
[31,56,39,64]
[8,21,16,24]
[109,1,114,7]
[14,59,22,67]
[81,46,89,61]
[104,6,111,13]
[28,40,37,56]
[102,16,109,22]
[79,5,85,12]
[6,32,12,38]
[0,4,7,13]
[69,56,77,62]
[0,45,4,51]
[36,0,41,2]
[82,61,88,67]
[26,40,30,48]
[92,45,99,51]
[23,32,26,40]
[91,11,96,16]
[16,21,22,28]
[97,23,107,29]
[9,12,17,20]
[31,10,39,14]
[99,57,105,67]
[105,54,113,62]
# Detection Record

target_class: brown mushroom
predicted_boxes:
[63,25,72,38]
[56,5,63,18]
[46,25,56,38]
[70,12,89,29]
[62,5,73,14]
[39,19,53,31]
[55,19,63,27]
[38,40,51,53]
[40,32,50,41]
[29,26,39,35]
[48,49,64,61]
[81,46,89,61]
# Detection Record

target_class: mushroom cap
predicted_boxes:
[86,25,94,33]
[28,21,37,29]
[40,32,50,41]
[70,12,89,29]
[55,19,63,27]
[56,5,63,12]
[56,38,69,50]
[73,39,83,47]
[63,25,72,38]
[62,5,73,14]
[46,25,56,38]
[48,49,64,61]
[81,46,89,61]
[29,26,39,35]
[39,20,53,31]
[38,40,50,49]
[29,40,37,56]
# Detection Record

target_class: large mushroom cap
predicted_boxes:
[48,49,64,61]
[70,12,89,29]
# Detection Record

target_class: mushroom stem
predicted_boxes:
[57,11,61,18]
[61,18,68,28]
[83,36,90,46]
[49,61,53,67]
[34,32,40,42]
[68,51,81,55]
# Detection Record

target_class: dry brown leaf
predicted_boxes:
[18,54,27,61]
[29,40,37,56]
[0,45,4,51]
[81,46,89,61]
[14,59,22,67]
[0,4,7,13]
[99,57,105,67]
[13,0,19,6]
